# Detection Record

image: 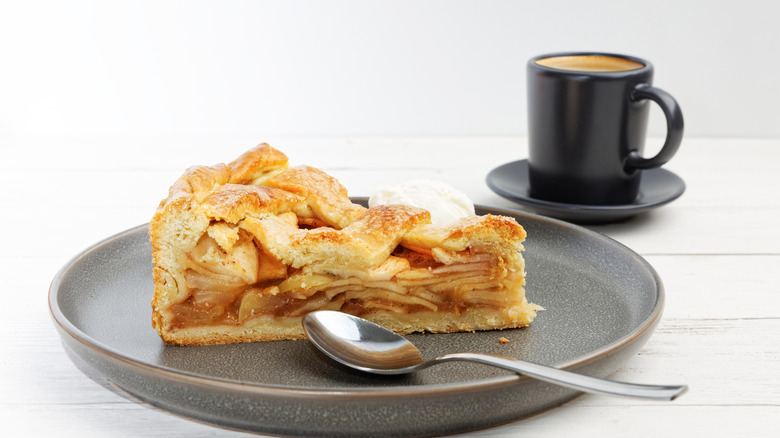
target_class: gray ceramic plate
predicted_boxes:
[49,206,664,437]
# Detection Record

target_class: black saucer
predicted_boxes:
[486,159,685,224]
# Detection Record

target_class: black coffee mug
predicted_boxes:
[527,52,683,205]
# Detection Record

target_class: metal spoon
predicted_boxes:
[302,310,687,400]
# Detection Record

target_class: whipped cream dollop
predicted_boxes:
[368,180,475,227]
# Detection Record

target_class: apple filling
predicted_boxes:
[168,222,525,329]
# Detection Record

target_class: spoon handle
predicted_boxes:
[436,352,687,401]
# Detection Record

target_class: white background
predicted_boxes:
[2,0,779,139]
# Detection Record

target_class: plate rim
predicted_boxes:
[49,206,664,401]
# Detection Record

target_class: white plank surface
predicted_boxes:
[1,137,778,437]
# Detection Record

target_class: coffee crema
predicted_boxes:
[535,55,644,72]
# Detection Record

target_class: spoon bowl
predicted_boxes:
[303,309,424,373]
[303,310,687,400]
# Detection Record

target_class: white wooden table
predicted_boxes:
[2,137,778,437]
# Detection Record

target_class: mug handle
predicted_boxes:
[624,84,684,170]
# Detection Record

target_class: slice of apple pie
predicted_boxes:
[150,144,541,345]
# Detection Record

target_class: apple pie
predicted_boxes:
[150,144,541,345]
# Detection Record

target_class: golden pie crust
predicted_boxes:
[150,144,541,345]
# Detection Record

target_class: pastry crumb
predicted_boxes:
[499,337,510,344]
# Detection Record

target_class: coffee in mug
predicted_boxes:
[527,52,683,205]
